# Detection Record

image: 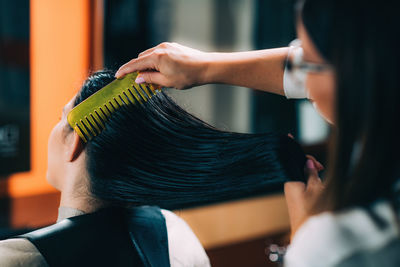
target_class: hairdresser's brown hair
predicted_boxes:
[300,0,400,214]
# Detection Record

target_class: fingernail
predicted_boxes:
[135,76,145,84]
[306,159,315,169]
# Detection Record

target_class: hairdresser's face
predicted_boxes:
[47,97,76,190]
[298,21,336,124]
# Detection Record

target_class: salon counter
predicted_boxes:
[174,193,289,250]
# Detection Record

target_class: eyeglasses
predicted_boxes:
[282,40,332,99]
[286,56,332,73]
[285,39,332,74]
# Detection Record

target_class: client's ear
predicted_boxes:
[67,132,85,162]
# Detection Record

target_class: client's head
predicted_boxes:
[47,70,306,210]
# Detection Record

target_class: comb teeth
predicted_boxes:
[68,72,160,142]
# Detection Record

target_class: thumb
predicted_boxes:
[136,71,169,87]
[305,159,323,189]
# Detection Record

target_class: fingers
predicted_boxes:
[305,159,321,184]
[116,42,204,89]
[115,54,157,78]
[138,46,157,58]
[115,60,134,78]
[305,154,324,171]
[136,71,169,87]
[284,159,324,238]
[117,43,171,78]
[138,42,172,58]
[303,159,324,202]
[286,159,323,201]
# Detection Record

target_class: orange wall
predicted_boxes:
[7,0,90,197]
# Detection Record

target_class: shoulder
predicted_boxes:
[0,238,49,267]
[161,209,211,267]
[284,201,400,267]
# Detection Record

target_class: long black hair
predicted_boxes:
[300,0,400,212]
[73,70,306,209]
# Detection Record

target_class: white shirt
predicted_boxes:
[284,201,400,267]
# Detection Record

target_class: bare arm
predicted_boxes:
[204,48,289,95]
[115,42,288,96]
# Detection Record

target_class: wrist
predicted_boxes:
[197,52,218,85]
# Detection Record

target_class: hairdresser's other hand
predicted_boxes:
[284,159,324,240]
[115,42,209,89]
[305,154,324,171]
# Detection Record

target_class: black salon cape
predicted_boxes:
[16,206,170,267]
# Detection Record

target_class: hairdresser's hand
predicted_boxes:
[115,42,210,89]
[284,159,324,240]
[305,154,324,171]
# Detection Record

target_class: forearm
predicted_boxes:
[203,47,289,96]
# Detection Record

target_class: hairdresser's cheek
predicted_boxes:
[306,73,336,124]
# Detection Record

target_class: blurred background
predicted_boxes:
[0,0,329,266]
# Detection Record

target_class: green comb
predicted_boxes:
[67,72,160,142]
